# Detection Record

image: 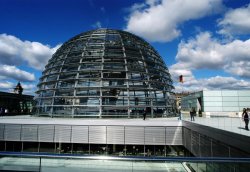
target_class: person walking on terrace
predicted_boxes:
[242,108,249,130]
[190,107,196,121]
[143,109,146,120]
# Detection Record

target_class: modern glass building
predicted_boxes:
[34,29,175,118]
[181,90,250,117]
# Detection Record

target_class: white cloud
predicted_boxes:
[0,81,14,90]
[0,65,35,82]
[218,4,250,35]
[174,32,250,78]
[126,0,223,42]
[0,34,60,70]
[92,21,102,28]
[173,75,250,92]
[0,81,36,95]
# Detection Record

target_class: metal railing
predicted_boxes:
[0,152,250,172]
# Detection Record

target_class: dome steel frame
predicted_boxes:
[34,29,175,118]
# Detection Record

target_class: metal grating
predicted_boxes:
[125,126,144,145]
[191,131,199,156]
[71,126,88,143]
[21,125,38,142]
[145,127,165,145]
[54,125,71,143]
[0,124,4,140]
[89,126,106,144]
[107,126,124,144]
[4,124,21,141]
[166,127,182,145]
[38,125,54,142]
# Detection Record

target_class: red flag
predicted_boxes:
[179,75,183,83]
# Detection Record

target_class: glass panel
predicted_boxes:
[54,98,74,105]
[205,102,222,107]
[203,97,222,101]
[221,91,238,96]
[222,97,238,102]
[74,107,99,116]
[44,83,56,89]
[222,107,240,111]
[77,80,100,87]
[40,98,53,106]
[41,90,54,97]
[39,106,52,114]
[80,63,101,70]
[52,106,72,115]
[23,142,39,152]
[238,91,250,96]
[203,107,223,112]
[57,80,75,88]
[239,102,250,106]
[75,89,100,96]
[61,65,79,72]
[46,75,58,82]
[59,73,76,80]
[203,91,222,97]
[239,97,250,101]
[103,63,125,70]
[72,143,89,154]
[78,72,100,78]
[125,145,144,156]
[55,89,74,96]
[74,97,99,105]
[39,142,55,153]
[107,144,125,156]
[222,101,238,106]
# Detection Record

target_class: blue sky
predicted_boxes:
[0,0,250,94]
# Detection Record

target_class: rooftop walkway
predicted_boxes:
[0,115,181,127]
[182,116,250,137]
[1,115,249,137]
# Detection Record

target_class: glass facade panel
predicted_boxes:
[203,91,221,97]
[222,107,240,111]
[239,97,250,101]
[203,97,222,102]
[222,97,238,102]
[238,91,250,96]
[203,107,223,112]
[54,98,74,105]
[222,101,238,106]
[221,91,238,96]
[239,102,250,106]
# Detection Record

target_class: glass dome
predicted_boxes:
[34,29,175,118]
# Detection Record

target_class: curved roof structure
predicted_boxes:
[34,29,175,118]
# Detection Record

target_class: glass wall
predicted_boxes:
[0,154,249,172]
[0,141,188,157]
[181,90,250,114]
[35,29,175,118]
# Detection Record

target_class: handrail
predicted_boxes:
[0,152,250,163]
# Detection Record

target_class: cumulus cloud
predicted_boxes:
[0,65,35,82]
[173,75,250,92]
[0,81,14,90]
[218,4,250,35]
[0,34,60,70]
[174,32,250,78]
[126,0,223,42]
[0,81,36,95]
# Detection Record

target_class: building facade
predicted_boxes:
[181,90,250,117]
[0,91,33,115]
[34,29,175,118]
